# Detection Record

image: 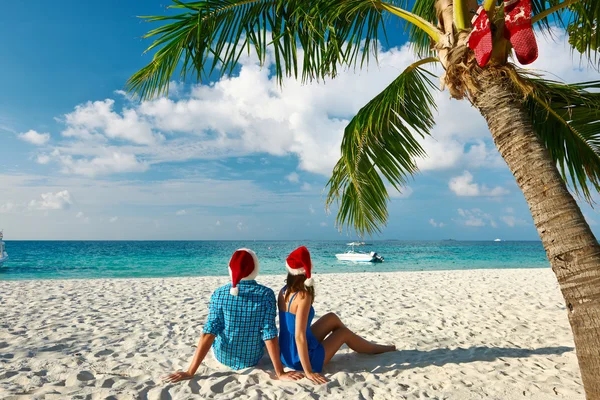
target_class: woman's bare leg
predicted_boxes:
[310,313,345,342]
[312,313,395,366]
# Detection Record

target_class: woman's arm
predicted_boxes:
[294,294,328,384]
[277,289,285,312]
[264,337,304,380]
[263,290,303,380]
[165,333,215,382]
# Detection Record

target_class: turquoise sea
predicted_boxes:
[0,241,549,281]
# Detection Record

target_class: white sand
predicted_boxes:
[0,269,584,400]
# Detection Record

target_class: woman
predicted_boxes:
[278,246,396,384]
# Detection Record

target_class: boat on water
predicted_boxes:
[494,238,502,242]
[335,242,384,263]
[0,231,8,264]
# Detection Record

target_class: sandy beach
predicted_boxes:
[0,269,583,399]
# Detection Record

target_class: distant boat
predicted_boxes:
[0,230,8,264]
[336,242,384,263]
[494,238,502,242]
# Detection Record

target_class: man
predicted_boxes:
[166,248,302,382]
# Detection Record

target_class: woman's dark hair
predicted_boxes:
[285,274,315,304]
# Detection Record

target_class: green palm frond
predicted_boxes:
[532,0,600,63]
[568,23,599,54]
[531,0,565,30]
[127,0,426,100]
[565,1,600,62]
[408,0,437,57]
[522,75,600,202]
[326,58,439,236]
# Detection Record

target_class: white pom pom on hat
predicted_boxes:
[228,248,259,296]
[286,246,315,287]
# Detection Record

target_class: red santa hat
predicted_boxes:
[286,246,314,287]
[229,248,259,296]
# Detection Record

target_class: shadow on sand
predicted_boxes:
[326,346,574,374]
[158,345,573,398]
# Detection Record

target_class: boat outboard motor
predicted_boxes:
[371,252,384,263]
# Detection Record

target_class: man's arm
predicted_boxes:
[165,292,224,383]
[264,337,304,381]
[165,333,215,383]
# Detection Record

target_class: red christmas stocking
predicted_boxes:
[504,0,538,64]
[468,6,493,67]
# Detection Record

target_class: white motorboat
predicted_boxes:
[335,242,384,263]
[494,238,502,242]
[0,231,7,264]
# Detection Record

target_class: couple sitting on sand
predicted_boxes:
[166,246,395,385]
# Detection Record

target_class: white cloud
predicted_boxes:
[114,89,129,98]
[301,182,312,191]
[29,190,73,210]
[18,130,50,146]
[320,222,327,227]
[23,29,596,182]
[175,209,187,216]
[133,47,406,176]
[309,204,315,214]
[505,207,515,214]
[465,140,505,169]
[53,150,149,177]
[237,157,254,164]
[528,28,600,83]
[109,216,119,223]
[388,185,414,199]
[36,154,51,165]
[76,211,85,218]
[450,171,480,196]
[429,218,445,228]
[286,172,300,183]
[0,172,332,239]
[62,99,161,145]
[449,171,509,197]
[416,137,465,171]
[0,202,15,214]
[23,45,417,177]
[501,216,516,227]
[456,208,496,228]
[237,221,244,231]
[500,215,530,227]
[216,220,221,226]
[466,218,485,227]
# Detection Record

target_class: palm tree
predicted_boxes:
[127,0,600,397]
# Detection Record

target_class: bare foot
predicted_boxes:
[373,344,396,354]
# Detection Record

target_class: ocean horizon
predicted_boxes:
[0,240,549,281]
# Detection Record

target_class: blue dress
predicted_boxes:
[279,287,326,372]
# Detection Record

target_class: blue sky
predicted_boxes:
[1,1,598,240]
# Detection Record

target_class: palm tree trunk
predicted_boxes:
[471,68,600,399]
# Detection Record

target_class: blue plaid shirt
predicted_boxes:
[203,280,278,370]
